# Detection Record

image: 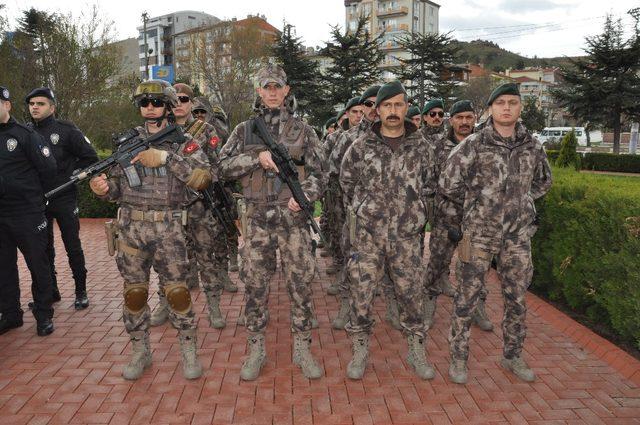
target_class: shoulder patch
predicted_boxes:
[6,138,17,152]
[41,146,51,157]
[183,141,200,155]
[208,136,220,149]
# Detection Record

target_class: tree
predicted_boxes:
[521,96,546,132]
[552,13,640,154]
[271,23,324,123]
[321,16,383,115]
[189,19,274,127]
[458,75,497,118]
[395,31,460,107]
[556,130,580,169]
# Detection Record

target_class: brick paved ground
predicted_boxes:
[1,219,639,424]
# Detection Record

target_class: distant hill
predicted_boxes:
[452,39,580,72]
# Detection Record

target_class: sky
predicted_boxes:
[2,0,638,58]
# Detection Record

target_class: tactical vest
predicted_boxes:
[240,117,306,205]
[119,127,187,209]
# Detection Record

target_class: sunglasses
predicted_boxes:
[138,98,165,108]
[178,95,190,103]
[362,100,375,108]
[429,111,445,118]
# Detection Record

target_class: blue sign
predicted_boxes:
[150,65,175,83]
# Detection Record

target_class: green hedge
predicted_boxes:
[581,153,640,173]
[532,167,640,348]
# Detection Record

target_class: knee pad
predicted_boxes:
[123,282,149,314]
[164,282,192,314]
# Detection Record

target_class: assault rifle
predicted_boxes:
[200,182,238,236]
[45,125,186,199]
[250,117,326,244]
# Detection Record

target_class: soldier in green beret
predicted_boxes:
[407,105,422,129]
[421,98,446,139]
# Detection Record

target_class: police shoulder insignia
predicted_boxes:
[183,141,200,154]
[209,136,220,149]
[6,138,17,152]
[41,146,51,157]
[50,133,60,145]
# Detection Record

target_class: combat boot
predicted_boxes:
[423,295,437,329]
[311,316,319,329]
[150,295,169,327]
[178,329,202,379]
[293,331,323,379]
[347,333,369,380]
[325,262,337,275]
[406,334,435,380]
[122,331,152,380]
[471,299,494,331]
[439,275,456,297]
[205,292,226,329]
[501,356,535,382]
[326,279,340,296]
[331,298,350,330]
[228,254,239,273]
[240,333,266,381]
[448,358,468,384]
[221,271,238,293]
[384,297,402,330]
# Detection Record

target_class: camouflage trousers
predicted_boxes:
[115,207,196,333]
[240,205,316,334]
[449,234,533,360]
[345,226,426,337]
[426,225,488,299]
[227,231,239,264]
[327,184,344,267]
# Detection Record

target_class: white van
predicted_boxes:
[538,127,588,147]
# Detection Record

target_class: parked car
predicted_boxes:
[538,127,588,146]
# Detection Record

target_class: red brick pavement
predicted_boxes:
[1,219,639,424]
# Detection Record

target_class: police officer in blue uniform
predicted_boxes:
[26,87,98,309]
[0,86,57,336]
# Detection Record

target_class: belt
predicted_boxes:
[129,209,185,222]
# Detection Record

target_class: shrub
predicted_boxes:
[582,152,640,173]
[556,130,580,169]
[545,149,560,164]
[77,150,117,218]
[532,167,640,348]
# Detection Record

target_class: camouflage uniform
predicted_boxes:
[100,124,211,333]
[340,121,436,337]
[320,129,343,262]
[219,105,325,334]
[438,118,552,361]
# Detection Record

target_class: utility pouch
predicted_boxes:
[105,220,117,256]
[457,232,472,263]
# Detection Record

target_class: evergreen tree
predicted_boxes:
[272,23,323,123]
[521,96,546,132]
[321,16,384,117]
[556,130,580,170]
[552,13,640,154]
[395,31,459,108]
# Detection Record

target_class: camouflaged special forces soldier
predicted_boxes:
[439,83,552,384]
[340,81,437,380]
[148,83,235,330]
[219,64,325,381]
[424,100,493,332]
[89,80,212,380]
[421,98,446,141]
[407,105,422,129]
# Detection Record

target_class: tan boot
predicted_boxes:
[332,298,350,330]
[501,356,535,382]
[347,333,369,380]
[448,358,468,384]
[150,295,169,327]
[406,334,435,380]
[122,331,152,380]
[423,295,437,329]
[326,279,340,296]
[385,297,402,330]
[178,329,202,379]
[221,271,238,293]
[438,275,456,297]
[206,292,226,329]
[471,299,494,331]
[293,331,323,379]
[240,333,266,381]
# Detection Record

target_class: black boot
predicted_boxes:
[0,315,23,335]
[36,318,54,336]
[74,292,89,310]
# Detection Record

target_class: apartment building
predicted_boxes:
[344,0,440,79]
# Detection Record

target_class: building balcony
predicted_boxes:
[377,6,408,18]
[379,41,402,51]
[377,23,409,33]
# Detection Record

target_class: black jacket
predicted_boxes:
[30,114,98,202]
[0,116,57,216]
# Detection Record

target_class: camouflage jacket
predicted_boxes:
[329,119,372,178]
[321,129,343,174]
[340,121,437,240]
[421,123,446,147]
[218,106,325,206]
[438,118,552,251]
[102,123,211,210]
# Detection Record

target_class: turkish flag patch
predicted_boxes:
[183,141,200,154]
[209,136,220,149]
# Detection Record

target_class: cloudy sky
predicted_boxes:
[2,0,638,58]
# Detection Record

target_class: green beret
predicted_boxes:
[449,100,474,117]
[407,106,421,118]
[422,98,444,115]
[336,109,346,121]
[487,83,520,105]
[345,96,361,111]
[376,80,406,106]
[324,117,337,129]
[360,85,381,101]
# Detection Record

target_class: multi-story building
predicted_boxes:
[505,68,564,126]
[344,0,440,79]
[136,10,219,79]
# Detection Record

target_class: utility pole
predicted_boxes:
[142,12,149,80]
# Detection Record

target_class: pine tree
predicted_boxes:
[552,13,640,154]
[521,97,546,132]
[395,31,459,108]
[556,130,580,170]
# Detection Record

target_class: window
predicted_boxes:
[188,16,195,20]
[349,20,358,31]
[146,29,157,38]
